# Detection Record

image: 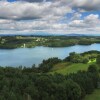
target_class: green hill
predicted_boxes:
[50,62,92,75]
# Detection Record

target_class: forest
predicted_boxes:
[0,50,100,100]
[0,36,100,48]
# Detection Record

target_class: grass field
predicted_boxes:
[83,89,100,100]
[88,58,96,63]
[50,62,91,75]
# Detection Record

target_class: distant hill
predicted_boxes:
[0,33,100,36]
[64,33,87,36]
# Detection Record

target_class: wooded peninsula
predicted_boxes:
[0,36,100,49]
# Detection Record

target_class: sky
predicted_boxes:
[0,0,100,35]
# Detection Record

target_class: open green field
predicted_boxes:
[83,89,100,100]
[50,62,92,75]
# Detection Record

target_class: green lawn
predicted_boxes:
[50,62,91,75]
[83,89,100,100]
[88,58,96,63]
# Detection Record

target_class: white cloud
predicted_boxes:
[69,14,100,28]
[68,14,100,34]
[0,0,100,34]
[0,1,72,20]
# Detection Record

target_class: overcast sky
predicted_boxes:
[0,0,100,35]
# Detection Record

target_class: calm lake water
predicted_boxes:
[0,43,100,67]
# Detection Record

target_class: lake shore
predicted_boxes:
[0,36,100,49]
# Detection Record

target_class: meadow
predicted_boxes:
[50,57,96,75]
[83,89,100,100]
[50,62,90,75]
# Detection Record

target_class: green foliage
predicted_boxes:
[96,55,100,65]
[67,71,95,95]
[38,57,62,72]
[64,51,99,64]
[0,65,99,100]
[64,79,81,100]
[22,57,62,73]
[83,58,89,64]
[88,64,99,88]
[88,64,98,73]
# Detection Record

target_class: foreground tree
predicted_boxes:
[64,79,81,100]
[96,55,100,65]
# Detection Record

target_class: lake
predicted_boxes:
[0,43,100,67]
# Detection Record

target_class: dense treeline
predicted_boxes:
[38,58,62,72]
[64,50,100,63]
[23,57,62,73]
[0,64,99,100]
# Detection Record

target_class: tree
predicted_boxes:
[96,55,100,65]
[88,64,98,73]
[39,57,62,72]
[8,92,17,100]
[88,64,99,88]
[83,58,89,64]
[64,79,81,100]
[65,52,83,63]
[52,83,67,100]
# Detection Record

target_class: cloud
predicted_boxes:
[0,0,100,34]
[68,14,100,34]
[0,1,72,20]
[69,14,100,28]
[0,1,50,20]
[52,0,100,11]
[16,0,52,2]
[71,0,100,11]
[0,14,100,34]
